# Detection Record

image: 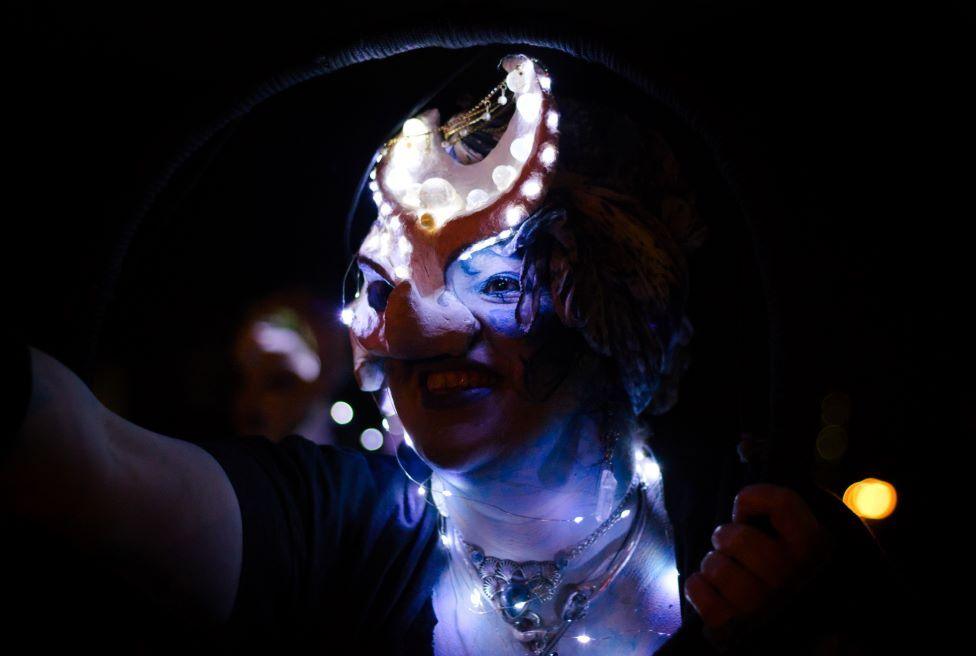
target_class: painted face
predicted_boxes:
[344,54,576,468]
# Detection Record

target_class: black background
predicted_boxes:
[5,1,967,648]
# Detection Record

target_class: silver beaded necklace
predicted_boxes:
[438,478,647,656]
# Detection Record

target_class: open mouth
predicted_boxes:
[417,365,500,409]
[423,369,499,393]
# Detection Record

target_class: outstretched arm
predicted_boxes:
[1,347,242,623]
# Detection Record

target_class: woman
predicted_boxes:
[1,52,881,655]
[335,53,831,654]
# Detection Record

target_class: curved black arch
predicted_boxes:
[89,21,789,483]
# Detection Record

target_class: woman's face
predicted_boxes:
[383,244,589,472]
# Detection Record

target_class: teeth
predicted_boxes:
[426,370,495,392]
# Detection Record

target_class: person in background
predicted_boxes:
[230,290,350,444]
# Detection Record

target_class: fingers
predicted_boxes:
[711,523,793,590]
[684,572,737,630]
[688,484,830,636]
[700,550,769,615]
[732,484,823,563]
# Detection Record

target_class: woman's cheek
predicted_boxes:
[486,307,523,338]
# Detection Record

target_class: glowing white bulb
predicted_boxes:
[620,509,631,519]
[385,166,414,194]
[378,232,392,258]
[506,205,527,226]
[510,134,534,163]
[417,485,426,496]
[546,111,559,130]
[419,177,457,209]
[368,180,379,192]
[402,118,428,137]
[391,139,422,171]
[521,178,543,199]
[372,191,383,206]
[540,144,557,166]
[381,418,390,431]
[492,165,517,191]
[513,601,527,612]
[642,460,662,483]
[397,236,412,257]
[466,188,490,210]
[359,428,384,451]
[339,308,354,326]
[516,92,542,121]
[369,168,377,180]
[330,401,354,425]
[505,64,534,94]
[573,516,584,524]
[575,634,592,645]
[379,202,393,216]
[539,75,552,91]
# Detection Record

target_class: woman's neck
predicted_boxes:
[431,412,637,563]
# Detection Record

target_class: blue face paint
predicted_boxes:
[447,245,525,339]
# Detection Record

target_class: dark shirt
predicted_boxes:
[198,435,896,655]
[199,435,446,655]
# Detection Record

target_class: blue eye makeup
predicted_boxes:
[479,273,521,302]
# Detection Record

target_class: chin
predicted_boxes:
[409,423,502,473]
[390,383,510,472]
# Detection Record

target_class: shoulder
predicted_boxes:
[198,435,430,527]
[196,436,445,648]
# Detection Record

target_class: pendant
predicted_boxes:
[594,467,618,522]
[475,555,564,606]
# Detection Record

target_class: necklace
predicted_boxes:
[440,479,647,656]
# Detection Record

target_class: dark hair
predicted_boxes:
[510,95,707,419]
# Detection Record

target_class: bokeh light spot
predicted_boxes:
[816,425,848,461]
[359,428,384,451]
[821,391,852,426]
[330,401,354,425]
[843,478,897,519]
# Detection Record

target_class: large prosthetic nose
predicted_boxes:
[350,280,480,391]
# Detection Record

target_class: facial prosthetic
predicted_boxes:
[345,54,560,392]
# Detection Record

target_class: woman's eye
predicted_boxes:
[480,274,521,299]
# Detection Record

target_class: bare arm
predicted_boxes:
[0,348,242,623]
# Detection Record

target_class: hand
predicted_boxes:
[683,484,830,642]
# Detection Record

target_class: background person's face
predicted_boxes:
[384,244,588,472]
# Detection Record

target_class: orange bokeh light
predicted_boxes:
[843,478,897,520]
